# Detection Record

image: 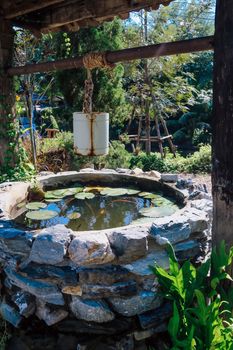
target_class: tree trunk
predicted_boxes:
[0,19,17,169]
[212,0,233,253]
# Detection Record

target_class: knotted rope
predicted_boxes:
[83,52,114,70]
[82,52,115,113]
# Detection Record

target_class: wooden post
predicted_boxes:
[136,116,142,150]
[159,116,176,157]
[145,100,151,155]
[212,0,233,254]
[0,19,17,169]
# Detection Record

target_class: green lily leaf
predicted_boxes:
[67,212,81,220]
[139,206,176,218]
[26,210,58,220]
[26,202,47,210]
[75,192,95,200]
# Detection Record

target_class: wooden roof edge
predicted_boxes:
[2,0,175,33]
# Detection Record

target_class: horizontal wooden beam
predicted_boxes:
[7,36,214,76]
[40,1,92,31]
[4,0,65,19]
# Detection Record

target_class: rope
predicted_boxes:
[83,52,115,70]
[83,69,94,114]
[82,52,114,113]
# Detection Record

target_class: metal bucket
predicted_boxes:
[73,112,109,156]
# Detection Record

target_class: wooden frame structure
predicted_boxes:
[1,0,233,251]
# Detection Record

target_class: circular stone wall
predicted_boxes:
[0,170,212,349]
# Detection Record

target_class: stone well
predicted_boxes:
[0,170,212,349]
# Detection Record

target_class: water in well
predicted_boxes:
[14,185,179,231]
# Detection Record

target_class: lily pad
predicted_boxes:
[52,189,67,197]
[139,206,176,218]
[44,191,64,199]
[45,199,62,203]
[84,186,105,193]
[25,210,58,220]
[138,192,157,199]
[67,212,81,220]
[75,192,95,200]
[64,187,83,195]
[100,188,128,196]
[126,189,140,195]
[26,202,47,210]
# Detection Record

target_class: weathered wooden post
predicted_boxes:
[0,19,17,169]
[212,0,233,252]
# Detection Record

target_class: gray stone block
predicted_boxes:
[30,225,72,265]
[108,291,162,317]
[106,227,148,263]
[4,267,64,305]
[79,265,135,285]
[160,173,178,182]
[36,300,68,326]
[81,280,138,299]
[0,300,22,327]
[69,232,115,266]
[70,297,115,323]
[12,291,35,317]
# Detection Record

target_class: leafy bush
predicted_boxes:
[130,152,168,172]
[192,127,212,146]
[151,242,233,350]
[98,140,131,169]
[40,132,73,154]
[183,144,211,173]
[130,145,211,174]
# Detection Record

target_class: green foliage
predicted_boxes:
[0,112,35,184]
[151,242,233,350]
[54,19,130,128]
[99,141,131,169]
[40,107,59,135]
[130,153,167,172]
[130,145,211,174]
[192,127,212,146]
[40,132,73,153]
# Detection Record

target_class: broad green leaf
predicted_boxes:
[139,206,175,218]
[75,192,95,200]
[168,302,180,339]
[26,210,58,220]
[67,212,81,220]
[26,202,47,210]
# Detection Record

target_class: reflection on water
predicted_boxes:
[14,193,179,231]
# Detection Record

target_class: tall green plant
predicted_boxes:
[151,242,233,350]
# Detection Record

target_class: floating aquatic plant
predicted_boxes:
[75,192,95,200]
[139,206,175,218]
[25,202,47,210]
[67,212,81,220]
[25,210,58,220]
[100,188,129,196]
[138,192,157,199]
[45,199,61,203]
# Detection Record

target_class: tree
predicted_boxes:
[0,21,20,176]
[53,19,130,131]
[212,0,233,255]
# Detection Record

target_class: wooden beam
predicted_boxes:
[4,0,65,19]
[17,0,173,33]
[7,36,214,76]
[40,0,92,30]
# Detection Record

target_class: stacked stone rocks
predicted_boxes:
[0,172,212,349]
